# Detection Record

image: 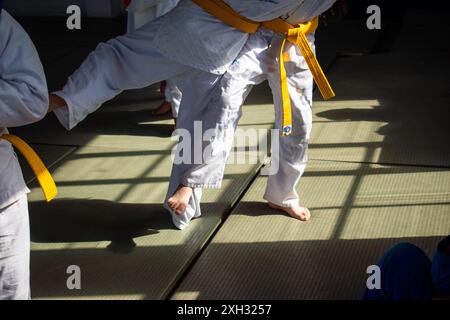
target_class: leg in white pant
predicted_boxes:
[208,34,314,211]
[166,32,315,228]
[179,29,274,188]
[264,39,314,208]
[0,195,30,300]
[164,30,273,229]
[53,18,208,130]
[51,18,223,230]
[164,70,223,230]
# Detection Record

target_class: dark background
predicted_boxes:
[346,0,450,19]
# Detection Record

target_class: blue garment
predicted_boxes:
[364,243,433,300]
[432,236,450,296]
[364,237,450,300]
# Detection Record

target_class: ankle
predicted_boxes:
[48,94,67,112]
[180,185,194,193]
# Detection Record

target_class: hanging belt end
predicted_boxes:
[40,173,58,202]
[43,185,58,202]
[320,86,336,101]
[324,92,336,100]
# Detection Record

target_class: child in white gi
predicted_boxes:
[47,0,335,229]
[166,1,338,228]
[0,6,49,299]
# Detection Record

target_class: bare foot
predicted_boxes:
[48,94,67,113]
[151,101,172,116]
[167,185,193,215]
[268,202,311,221]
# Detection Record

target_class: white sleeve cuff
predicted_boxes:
[52,91,76,130]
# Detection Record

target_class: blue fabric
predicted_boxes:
[432,236,450,296]
[364,243,433,300]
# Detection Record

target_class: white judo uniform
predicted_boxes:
[166,0,337,229]
[0,9,49,299]
[126,0,182,118]
[51,0,333,229]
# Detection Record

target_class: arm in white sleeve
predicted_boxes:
[0,11,49,128]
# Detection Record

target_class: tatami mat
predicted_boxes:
[172,16,450,300]
[172,161,450,300]
[12,11,450,300]
[17,144,76,183]
[26,98,273,299]
[310,53,450,167]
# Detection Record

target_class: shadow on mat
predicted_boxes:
[29,198,175,245]
[172,236,445,300]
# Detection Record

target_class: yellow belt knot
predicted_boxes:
[1,134,58,202]
[192,0,336,136]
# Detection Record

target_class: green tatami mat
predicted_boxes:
[310,53,450,167]
[17,144,76,183]
[172,160,450,300]
[27,99,273,300]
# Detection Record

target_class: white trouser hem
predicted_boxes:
[163,202,188,230]
[163,201,202,230]
[263,193,299,209]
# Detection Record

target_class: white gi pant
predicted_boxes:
[166,29,314,228]
[0,195,30,300]
[52,17,222,229]
[53,17,222,131]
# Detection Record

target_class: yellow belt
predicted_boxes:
[1,134,58,202]
[192,0,335,135]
